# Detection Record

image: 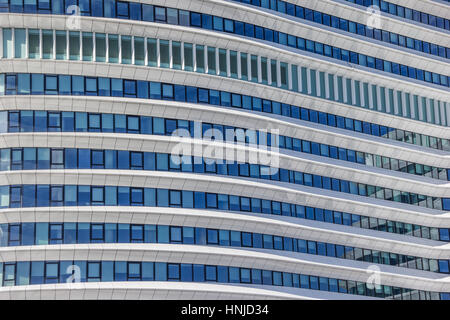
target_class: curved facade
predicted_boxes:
[0,0,449,300]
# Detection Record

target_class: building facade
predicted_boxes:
[0,0,449,299]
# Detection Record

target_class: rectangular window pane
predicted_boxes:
[240,53,248,80]
[95,33,106,62]
[69,31,80,60]
[280,62,288,89]
[270,59,277,86]
[140,3,153,20]
[121,35,132,64]
[230,50,237,79]
[251,55,258,82]
[159,40,170,68]
[196,45,204,73]
[81,32,92,61]
[42,29,53,59]
[207,46,216,75]
[134,36,144,65]
[14,28,26,58]
[219,49,227,76]
[147,38,157,67]
[183,43,193,71]
[2,28,13,58]
[108,34,118,63]
[55,30,67,60]
[28,29,40,59]
[261,57,268,84]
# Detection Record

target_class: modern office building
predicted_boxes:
[0,0,449,300]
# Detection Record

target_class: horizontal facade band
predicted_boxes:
[1,2,449,77]
[1,15,449,100]
[0,244,448,292]
[0,149,448,212]
[1,22,448,109]
[1,221,448,275]
[0,281,343,300]
[1,179,449,242]
[1,133,447,184]
[0,206,448,259]
[0,259,415,300]
[2,98,450,165]
[0,171,449,226]
[1,95,449,158]
[336,0,450,29]
[0,134,448,199]
[1,61,448,136]
[0,259,440,300]
[228,0,450,60]
[277,0,450,35]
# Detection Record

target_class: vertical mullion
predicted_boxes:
[169,39,172,69]
[118,34,122,64]
[25,28,29,59]
[409,93,416,120]
[342,76,347,103]
[298,66,304,94]
[131,35,135,65]
[181,42,185,70]
[318,71,324,98]
[333,74,339,102]
[382,87,388,113]
[157,38,160,68]
[306,68,312,95]
[144,36,148,66]
[39,29,42,59]
[66,30,69,60]
[106,34,109,63]
[193,44,197,71]
[93,32,96,62]
[351,80,357,106]
[359,80,365,107]
[52,29,56,60]
[79,31,82,61]
[325,72,330,99]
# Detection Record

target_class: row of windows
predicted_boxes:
[1,74,448,151]
[3,27,449,130]
[344,0,450,31]
[3,29,446,131]
[2,114,448,181]
[0,2,449,88]
[1,185,449,242]
[0,147,447,210]
[4,1,449,68]
[1,222,448,274]
[1,260,445,300]
[232,0,450,59]
[0,0,447,34]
